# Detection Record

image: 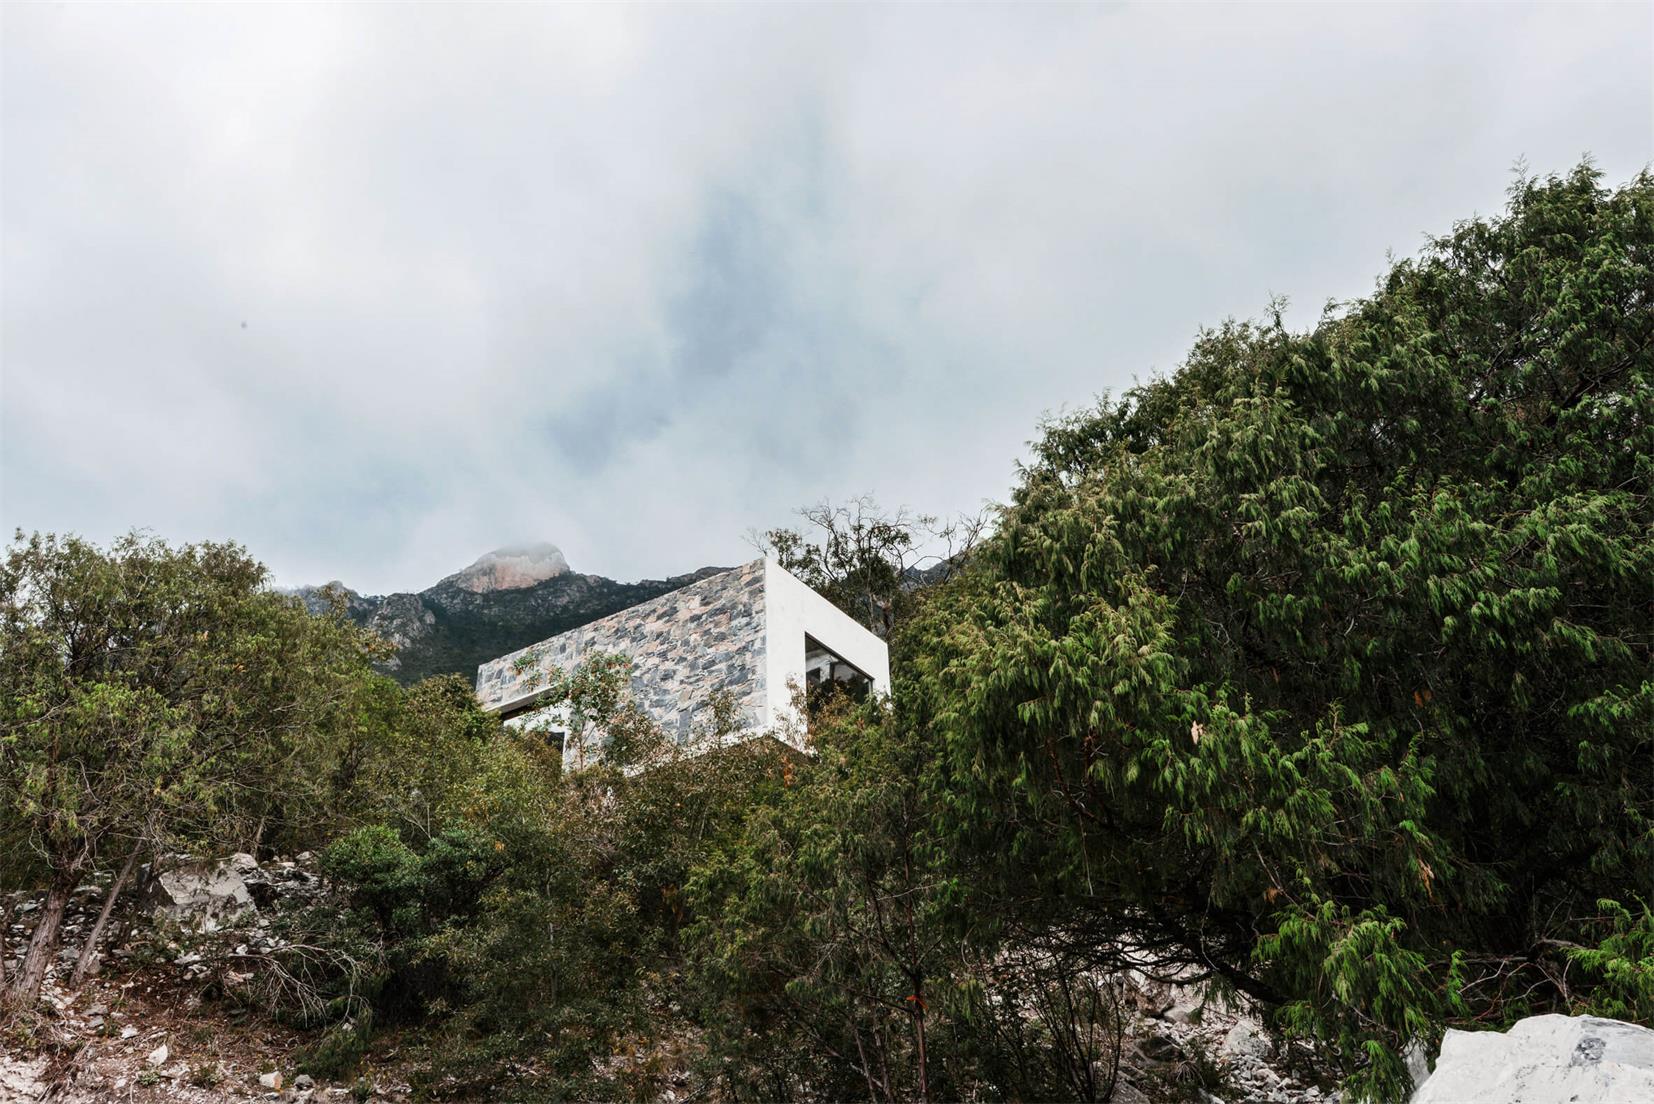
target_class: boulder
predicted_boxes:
[1412,1014,1654,1103]
[145,856,255,932]
[1221,1016,1271,1061]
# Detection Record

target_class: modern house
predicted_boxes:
[474,557,890,758]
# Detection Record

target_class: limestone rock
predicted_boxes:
[259,1070,283,1090]
[365,592,437,654]
[0,1053,49,1102]
[1412,1014,1654,1103]
[1403,1037,1431,1091]
[1221,1016,1271,1061]
[145,856,255,931]
[446,543,571,593]
[146,1043,169,1067]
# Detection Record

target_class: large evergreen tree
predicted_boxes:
[904,164,1653,1097]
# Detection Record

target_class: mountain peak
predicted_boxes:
[446,542,571,594]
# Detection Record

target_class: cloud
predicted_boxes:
[4,2,1649,593]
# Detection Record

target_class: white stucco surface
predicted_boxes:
[761,557,891,743]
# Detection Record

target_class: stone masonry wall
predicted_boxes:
[475,560,767,743]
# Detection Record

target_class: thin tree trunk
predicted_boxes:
[70,843,144,989]
[111,856,159,958]
[0,896,12,988]
[912,997,929,1104]
[8,875,75,1005]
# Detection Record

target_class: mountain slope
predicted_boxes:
[297,544,729,685]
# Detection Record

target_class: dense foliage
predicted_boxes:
[254,658,795,1099]
[900,162,1654,1097]
[0,533,383,1003]
[684,695,1137,1103]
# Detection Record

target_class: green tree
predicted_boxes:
[762,496,984,638]
[686,695,962,1102]
[312,654,784,1097]
[324,672,502,843]
[685,690,1132,1103]
[904,164,1654,1098]
[0,532,380,1006]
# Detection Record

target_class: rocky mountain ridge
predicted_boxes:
[295,544,729,685]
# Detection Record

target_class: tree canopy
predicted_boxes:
[899,162,1653,1097]
[0,532,382,1003]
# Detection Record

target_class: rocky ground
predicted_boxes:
[2,852,1335,1103]
[2,853,416,1104]
[10,852,1647,1102]
[0,970,411,1102]
[1109,971,1337,1104]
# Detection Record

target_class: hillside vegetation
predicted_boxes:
[3,163,1650,1103]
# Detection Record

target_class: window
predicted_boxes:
[804,634,873,709]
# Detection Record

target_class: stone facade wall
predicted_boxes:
[475,560,768,743]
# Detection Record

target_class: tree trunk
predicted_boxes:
[0,897,12,988]
[912,998,929,1104]
[110,858,156,958]
[70,843,144,990]
[8,875,75,1005]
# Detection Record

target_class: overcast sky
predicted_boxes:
[3,3,1649,593]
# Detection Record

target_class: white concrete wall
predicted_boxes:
[761,557,892,745]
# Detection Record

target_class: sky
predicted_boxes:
[3,2,1650,594]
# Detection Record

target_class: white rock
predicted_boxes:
[1221,1016,1271,1061]
[0,1054,50,1101]
[1412,1014,1654,1104]
[145,856,255,932]
[146,1043,169,1067]
[120,1025,139,1039]
[1403,1037,1431,1091]
[259,1071,283,1090]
